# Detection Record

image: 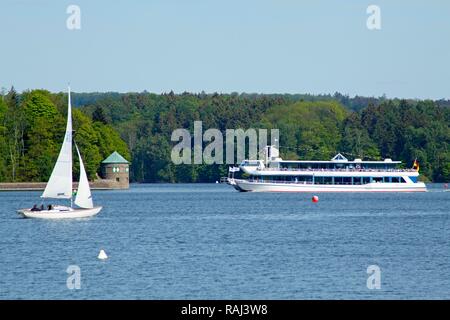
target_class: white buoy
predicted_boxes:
[215,181,219,184]
[98,249,108,260]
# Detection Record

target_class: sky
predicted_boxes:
[0,0,449,99]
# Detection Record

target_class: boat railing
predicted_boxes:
[256,168,417,173]
[243,179,395,185]
[246,179,315,185]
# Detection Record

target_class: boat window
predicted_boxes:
[343,177,352,184]
[362,177,371,184]
[243,161,259,166]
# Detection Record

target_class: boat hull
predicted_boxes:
[17,206,102,219]
[234,179,427,192]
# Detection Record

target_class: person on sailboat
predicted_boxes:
[31,204,40,211]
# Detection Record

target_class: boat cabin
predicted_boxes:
[274,153,401,171]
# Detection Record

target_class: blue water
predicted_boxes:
[0,184,449,299]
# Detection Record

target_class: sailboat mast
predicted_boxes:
[68,85,73,208]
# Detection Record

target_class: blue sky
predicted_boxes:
[0,0,449,99]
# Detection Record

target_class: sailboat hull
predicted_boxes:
[17,206,102,219]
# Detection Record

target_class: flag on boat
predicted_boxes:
[229,167,240,172]
[412,159,420,171]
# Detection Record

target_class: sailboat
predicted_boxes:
[17,87,102,219]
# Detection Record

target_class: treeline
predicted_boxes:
[0,88,129,182]
[81,92,449,183]
[72,91,450,112]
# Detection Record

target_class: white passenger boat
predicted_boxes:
[17,87,102,219]
[226,146,427,193]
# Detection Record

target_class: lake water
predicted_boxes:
[0,184,449,299]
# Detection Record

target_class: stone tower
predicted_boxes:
[101,151,130,188]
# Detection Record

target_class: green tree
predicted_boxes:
[261,101,348,160]
[4,87,25,181]
[92,106,109,124]
[21,118,60,181]
[340,112,380,159]
[0,97,8,181]
[73,109,102,180]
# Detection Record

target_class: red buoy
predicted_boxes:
[312,195,319,203]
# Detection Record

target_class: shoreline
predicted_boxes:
[0,180,128,191]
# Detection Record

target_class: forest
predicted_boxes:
[0,88,129,182]
[0,88,449,183]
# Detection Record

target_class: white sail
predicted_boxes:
[74,144,94,209]
[41,87,73,199]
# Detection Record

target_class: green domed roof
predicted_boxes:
[102,151,129,164]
